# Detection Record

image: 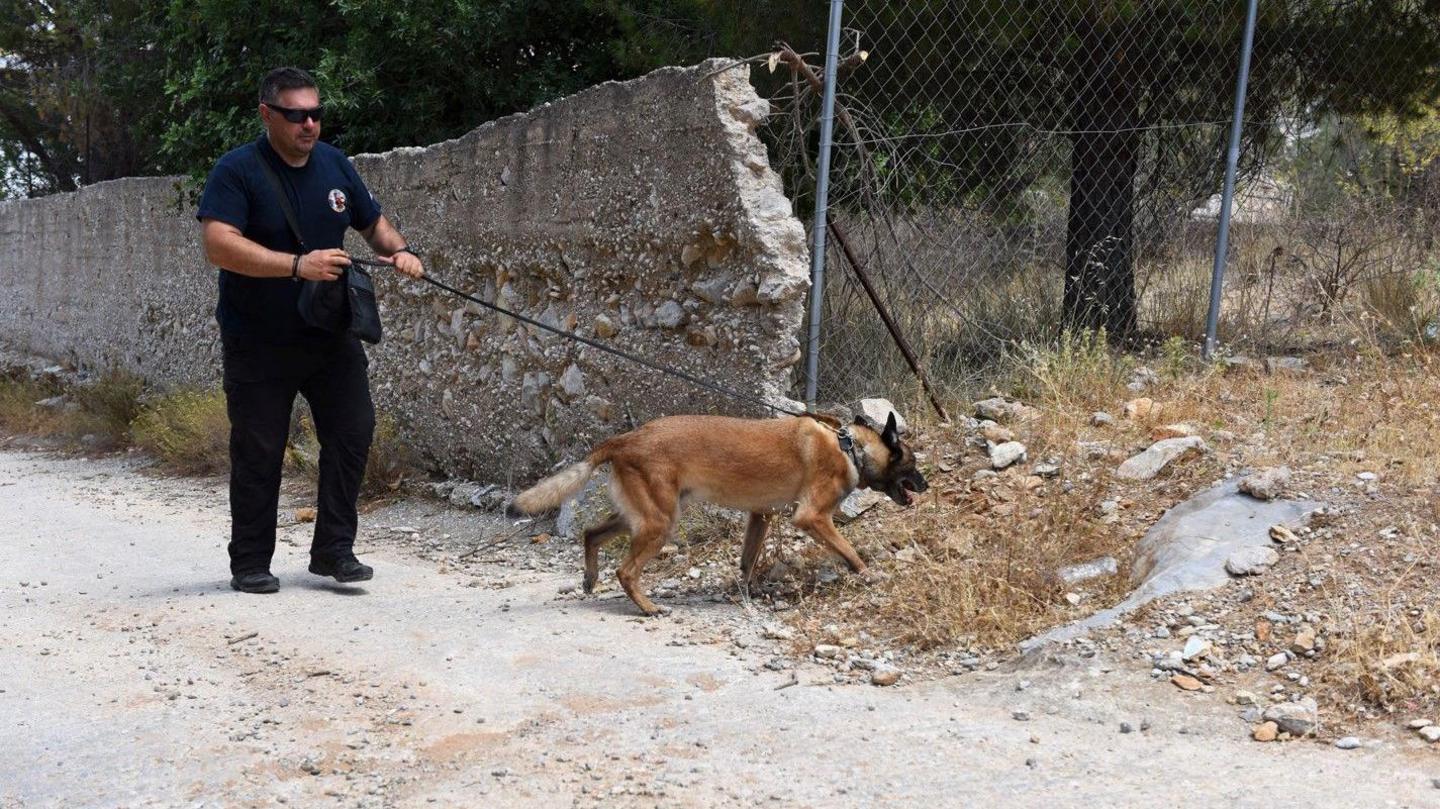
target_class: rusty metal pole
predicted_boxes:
[827,221,950,422]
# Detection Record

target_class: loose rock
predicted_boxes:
[1262,698,1318,737]
[1054,552,1117,584]
[857,398,907,434]
[1269,524,1299,544]
[836,489,889,525]
[870,668,901,687]
[1123,398,1159,420]
[980,423,1015,444]
[1291,628,1317,656]
[974,397,1021,422]
[1150,423,1198,441]
[1115,436,1207,480]
[1171,674,1203,691]
[1264,356,1308,374]
[989,441,1028,470]
[1182,637,1209,661]
[1226,546,1279,576]
[1240,466,1291,501]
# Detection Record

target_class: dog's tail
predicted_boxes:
[511,454,602,515]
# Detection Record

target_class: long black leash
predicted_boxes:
[348,258,813,420]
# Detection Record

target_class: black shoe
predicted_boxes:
[308,556,373,583]
[230,571,280,593]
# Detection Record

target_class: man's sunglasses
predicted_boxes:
[263,102,324,124]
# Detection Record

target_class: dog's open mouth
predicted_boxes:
[889,481,918,506]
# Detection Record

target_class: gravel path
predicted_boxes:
[2,449,1435,808]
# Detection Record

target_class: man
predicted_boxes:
[197,66,424,594]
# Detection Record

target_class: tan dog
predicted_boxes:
[511,412,928,615]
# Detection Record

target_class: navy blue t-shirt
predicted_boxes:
[196,135,382,342]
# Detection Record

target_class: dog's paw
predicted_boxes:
[859,567,891,585]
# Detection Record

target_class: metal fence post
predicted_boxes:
[1203,0,1261,359]
[803,0,845,406]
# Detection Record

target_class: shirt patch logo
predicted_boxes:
[328,189,347,213]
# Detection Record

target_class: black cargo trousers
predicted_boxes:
[221,334,375,576]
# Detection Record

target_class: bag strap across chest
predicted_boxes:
[251,143,308,254]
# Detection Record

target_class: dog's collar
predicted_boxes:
[837,426,871,485]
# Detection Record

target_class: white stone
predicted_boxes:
[856,398,907,434]
[1226,546,1280,576]
[654,301,687,329]
[1056,556,1118,585]
[1182,637,1210,661]
[974,397,1021,422]
[989,441,1028,470]
[1239,466,1291,501]
[559,364,586,398]
[836,489,889,524]
[1115,436,1207,480]
[1262,698,1318,737]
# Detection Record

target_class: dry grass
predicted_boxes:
[65,371,146,449]
[362,415,422,499]
[0,371,146,449]
[2,364,425,499]
[1360,267,1440,345]
[1319,602,1440,714]
[1010,328,1133,420]
[772,338,1440,673]
[780,334,1213,650]
[130,387,231,475]
[1223,352,1440,487]
[793,479,1135,650]
[0,376,66,436]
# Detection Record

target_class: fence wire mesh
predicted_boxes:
[764,0,1440,408]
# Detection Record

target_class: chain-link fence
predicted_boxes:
[767,0,1440,408]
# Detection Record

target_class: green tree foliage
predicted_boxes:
[151,0,633,180]
[0,0,165,196]
[0,0,820,197]
[1,0,703,195]
[3,0,1439,344]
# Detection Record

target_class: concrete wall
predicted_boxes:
[0,60,810,480]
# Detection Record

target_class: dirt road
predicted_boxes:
[2,449,1435,808]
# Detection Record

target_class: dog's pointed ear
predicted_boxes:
[881,412,901,451]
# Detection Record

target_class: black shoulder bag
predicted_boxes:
[251,145,383,345]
